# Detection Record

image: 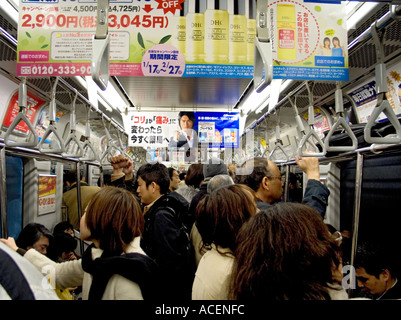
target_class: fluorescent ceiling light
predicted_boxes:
[255,99,270,114]
[253,79,294,114]
[75,76,87,89]
[97,94,113,112]
[345,0,361,16]
[7,0,19,9]
[82,76,128,112]
[347,2,381,31]
[241,85,270,115]
[3,0,18,25]
[101,81,128,112]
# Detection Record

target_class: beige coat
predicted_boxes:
[62,183,101,230]
[24,237,146,300]
[192,244,234,300]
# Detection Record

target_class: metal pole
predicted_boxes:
[75,162,84,257]
[0,147,7,238]
[99,166,104,187]
[348,152,364,298]
[283,164,289,202]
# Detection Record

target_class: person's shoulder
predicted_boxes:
[257,199,271,210]
[167,191,189,206]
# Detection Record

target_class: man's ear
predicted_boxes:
[151,181,160,193]
[261,176,270,190]
[381,269,391,282]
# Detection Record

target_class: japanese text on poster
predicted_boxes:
[124,111,240,149]
[348,61,401,123]
[269,0,348,81]
[38,174,56,215]
[17,0,254,78]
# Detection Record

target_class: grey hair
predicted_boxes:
[207,174,235,193]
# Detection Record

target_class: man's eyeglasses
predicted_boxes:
[268,174,283,181]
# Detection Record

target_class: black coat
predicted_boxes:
[140,193,195,300]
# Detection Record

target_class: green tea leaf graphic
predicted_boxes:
[41,44,48,49]
[159,35,172,44]
[138,32,145,49]
[26,32,31,38]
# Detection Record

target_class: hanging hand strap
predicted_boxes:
[100,116,119,164]
[268,111,289,162]
[37,77,65,154]
[91,0,110,90]
[296,82,326,157]
[4,78,39,148]
[254,0,273,93]
[80,107,100,162]
[364,23,401,144]
[63,89,84,157]
[324,82,358,152]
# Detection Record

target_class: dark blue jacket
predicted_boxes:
[257,179,330,219]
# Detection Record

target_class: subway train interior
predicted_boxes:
[1,0,401,301]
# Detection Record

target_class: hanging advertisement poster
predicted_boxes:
[195,111,240,148]
[38,174,56,215]
[386,63,401,116]
[268,0,348,81]
[302,107,331,139]
[35,104,67,143]
[1,90,46,135]
[348,61,401,123]
[348,81,377,124]
[123,110,240,162]
[124,111,178,147]
[16,0,254,78]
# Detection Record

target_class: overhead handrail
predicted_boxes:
[100,115,119,164]
[296,82,326,157]
[80,107,99,162]
[324,82,358,152]
[63,89,84,158]
[37,77,66,154]
[4,77,39,148]
[254,0,273,93]
[268,110,289,162]
[364,22,401,144]
[91,0,110,90]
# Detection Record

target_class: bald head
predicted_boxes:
[237,157,283,204]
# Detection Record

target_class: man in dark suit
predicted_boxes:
[168,111,198,163]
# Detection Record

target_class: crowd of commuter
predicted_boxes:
[1,154,400,301]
